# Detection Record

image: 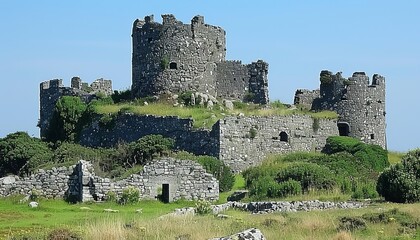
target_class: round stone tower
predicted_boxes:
[131,14,226,98]
[316,71,386,148]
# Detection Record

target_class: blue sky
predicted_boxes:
[0,1,419,151]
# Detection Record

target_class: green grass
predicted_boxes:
[2,196,419,240]
[218,174,246,203]
[0,196,194,239]
[388,151,405,165]
[93,101,338,129]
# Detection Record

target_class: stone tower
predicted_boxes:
[295,70,386,149]
[131,14,226,98]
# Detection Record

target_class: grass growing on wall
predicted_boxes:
[93,101,338,129]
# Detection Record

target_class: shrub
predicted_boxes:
[105,191,117,203]
[178,91,194,106]
[47,227,80,240]
[129,135,175,165]
[120,186,140,205]
[249,175,278,199]
[195,200,213,215]
[377,149,420,203]
[46,96,88,143]
[276,162,336,192]
[274,179,302,197]
[351,181,379,199]
[323,136,389,172]
[0,132,53,176]
[338,216,366,232]
[111,89,131,103]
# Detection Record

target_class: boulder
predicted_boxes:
[0,176,16,185]
[227,190,249,202]
[210,228,265,240]
[223,100,234,110]
[28,201,39,208]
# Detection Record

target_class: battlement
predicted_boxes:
[40,79,63,90]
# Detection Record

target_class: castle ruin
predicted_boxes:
[39,14,387,173]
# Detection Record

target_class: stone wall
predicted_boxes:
[294,89,320,109]
[79,113,219,157]
[217,115,339,172]
[0,159,219,202]
[216,60,270,104]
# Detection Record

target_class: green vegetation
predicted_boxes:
[388,150,404,164]
[120,186,140,205]
[320,70,333,85]
[93,100,337,129]
[46,96,88,142]
[0,132,52,176]
[243,137,389,200]
[1,196,419,239]
[128,134,174,165]
[377,149,420,203]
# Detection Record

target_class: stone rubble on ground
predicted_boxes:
[210,228,265,240]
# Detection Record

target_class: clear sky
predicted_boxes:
[0,1,419,151]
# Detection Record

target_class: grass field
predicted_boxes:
[1,195,419,240]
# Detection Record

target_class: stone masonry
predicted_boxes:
[0,159,219,202]
[295,71,386,149]
[131,14,269,104]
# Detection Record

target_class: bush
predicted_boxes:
[377,149,420,203]
[0,132,53,176]
[47,227,80,240]
[120,186,140,205]
[274,179,302,197]
[195,200,213,215]
[111,89,131,103]
[128,135,175,165]
[323,136,389,172]
[338,216,367,232]
[351,181,379,199]
[276,162,336,192]
[46,96,88,143]
[105,191,117,203]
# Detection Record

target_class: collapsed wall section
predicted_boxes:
[217,115,339,172]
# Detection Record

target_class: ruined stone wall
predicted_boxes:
[94,158,219,202]
[131,14,226,98]
[0,159,219,202]
[306,71,386,149]
[79,113,219,157]
[294,89,320,109]
[216,61,250,101]
[215,60,270,104]
[217,115,339,172]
